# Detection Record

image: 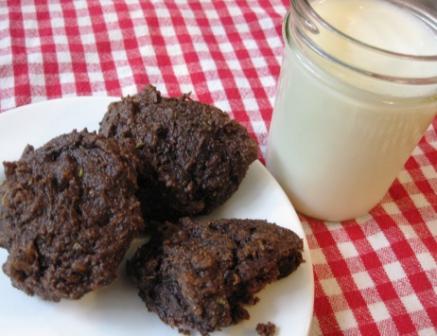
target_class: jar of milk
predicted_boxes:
[267,0,437,221]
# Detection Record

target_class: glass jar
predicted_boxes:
[267,0,437,221]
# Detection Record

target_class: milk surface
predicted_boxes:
[314,0,437,56]
[267,0,437,221]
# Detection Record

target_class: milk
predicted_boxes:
[267,0,437,221]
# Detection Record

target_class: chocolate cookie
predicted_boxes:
[127,218,303,335]
[99,85,258,220]
[0,130,143,301]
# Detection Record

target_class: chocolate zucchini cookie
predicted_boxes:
[100,85,258,220]
[127,218,303,335]
[0,130,143,301]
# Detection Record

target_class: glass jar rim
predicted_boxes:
[288,0,437,85]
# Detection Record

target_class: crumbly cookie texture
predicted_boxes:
[100,85,258,220]
[0,130,143,301]
[127,218,303,335]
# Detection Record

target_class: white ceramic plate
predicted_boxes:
[0,97,314,336]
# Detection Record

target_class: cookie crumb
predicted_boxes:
[256,322,277,336]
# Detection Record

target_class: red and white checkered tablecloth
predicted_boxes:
[1,1,436,335]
